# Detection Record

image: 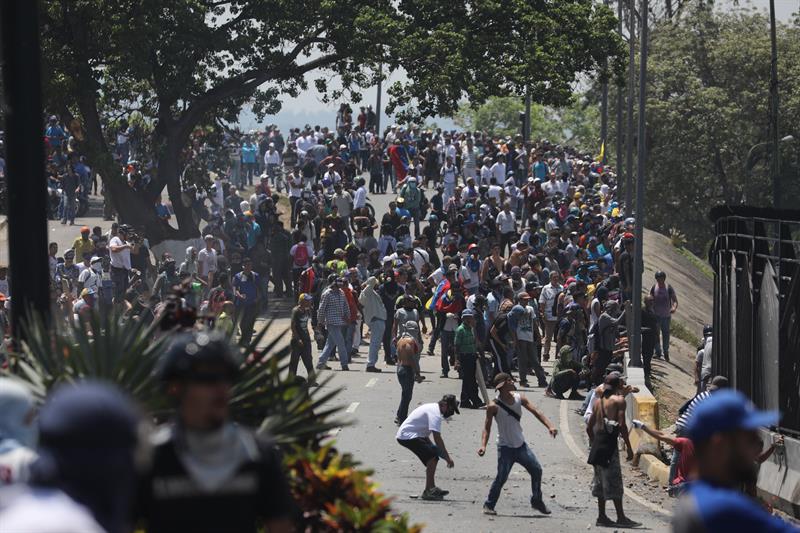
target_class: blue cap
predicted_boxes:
[686,390,780,443]
[461,309,474,318]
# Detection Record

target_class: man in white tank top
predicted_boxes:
[477,372,558,516]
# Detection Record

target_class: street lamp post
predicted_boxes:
[630,0,648,368]
[624,0,636,212]
[768,0,780,208]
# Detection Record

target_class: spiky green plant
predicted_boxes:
[2,309,342,446]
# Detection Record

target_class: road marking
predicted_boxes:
[558,400,670,517]
[366,378,378,388]
[346,401,360,413]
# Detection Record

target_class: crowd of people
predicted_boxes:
[0,111,794,532]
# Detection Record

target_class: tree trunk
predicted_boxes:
[158,138,200,242]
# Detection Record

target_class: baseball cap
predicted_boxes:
[441,394,460,415]
[686,389,779,443]
[461,309,474,318]
[80,226,90,233]
[493,372,513,390]
[447,264,459,273]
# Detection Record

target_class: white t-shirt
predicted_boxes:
[397,403,443,440]
[197,248,218,278]
[542,179,567,197]
[289,175,303,198]
[412,248,429,274]
[353,186,367,209]
[108,236,131,270]
[77,268,100,293]
[480,166,492,185]
[0,487,105,533]
[540,283,563,321]
[496,211,516,234]
[491,162,506,183]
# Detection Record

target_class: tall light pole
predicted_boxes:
[600,1,609,165]
[630,0,648,367]
[616,0,625,174]
[375,63,383,136]
[768,0,780,208]
[1,0,51,338]
[625,0,636,212]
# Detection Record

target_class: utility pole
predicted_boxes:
[769,0,780,208]
[375,63,383,136]
[625,0,636,213]
[0,0,51,337]
[600,0,609,165]
[630,0,648,367]
[524,90,531,142]
[616,0,625,174]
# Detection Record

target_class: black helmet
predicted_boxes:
[158,331,240,383]
[703,324,713,338]
[654,270,666,279]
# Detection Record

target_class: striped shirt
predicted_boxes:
[317,287,350,327]
[675,391,711,433]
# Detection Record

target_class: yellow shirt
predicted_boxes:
[73,237,95,261]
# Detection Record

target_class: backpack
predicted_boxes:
[293,243,309,267]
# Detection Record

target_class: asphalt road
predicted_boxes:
[263,190,675,532]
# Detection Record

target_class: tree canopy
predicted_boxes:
[38,0,624,242]
[603,4,800,253]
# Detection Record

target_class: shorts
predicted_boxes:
[398,437,440,465]
[591,448,623,500]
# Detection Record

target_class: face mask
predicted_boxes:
[91,263,102,272]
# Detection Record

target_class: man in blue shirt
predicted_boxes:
[233,258,262,345]
[672,390,794,533]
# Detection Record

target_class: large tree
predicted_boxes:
[603,4,800,253]
[41,0,623,243]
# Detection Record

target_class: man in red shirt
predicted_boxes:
[632,419,696,495]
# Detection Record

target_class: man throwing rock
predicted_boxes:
[478,372,557,516]
[396,394,459,501]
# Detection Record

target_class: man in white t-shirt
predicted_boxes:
[491,157,506,184]
[496,202,517,256]
[396,394,459,501]
[108,225,136,301]
[77,256,102,297]
[197,235,218,288]
[539,271,563,361]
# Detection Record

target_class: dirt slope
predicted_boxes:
[642,228,713,338]
[641,228,714,426]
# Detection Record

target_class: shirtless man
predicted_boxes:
[395,321,425,425]
[507,241,530,268]
[586,372,641,528]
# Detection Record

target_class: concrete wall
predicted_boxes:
[757,428,800,518]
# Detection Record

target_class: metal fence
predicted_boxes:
[710,206,800,436]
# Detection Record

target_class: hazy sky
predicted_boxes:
[239,0,799,132]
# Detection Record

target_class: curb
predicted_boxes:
[625,353,671,486]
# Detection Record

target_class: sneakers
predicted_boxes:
[519,381,530,388]
[615,517,642,528]
[440,372,448,378]
[340,365,350,371]
[531,499,551,515]
[482,505,497,515]
[316,364,331,370]
[365,366,382,373]
[420,488,444,501]
[596,516,616,527]
[430,486,449,496]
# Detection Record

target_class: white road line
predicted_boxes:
[346,401,360,413]
[365,378,378,388]
[558,400,670,517]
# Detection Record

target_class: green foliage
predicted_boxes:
[605,5,800,253]
[453,94,600,153]
[287,444,423,532]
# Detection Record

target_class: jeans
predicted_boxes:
[383,313,395,364]
[396,365,415,422]
[459,352,481,407]
[441,330,454,374]
[238,304,258,345]
[289,336,314,378]
[368,318,385,368]
[655,316,671,356]
[318,324,350,368]
[485,443,543,509]
[428,311,445,354]
[60,194,76,224]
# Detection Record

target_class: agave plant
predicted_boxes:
[2,309,341,446]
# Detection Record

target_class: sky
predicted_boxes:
[238,0,799,133]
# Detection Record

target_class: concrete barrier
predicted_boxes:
[757,428,800,519]
[624,353,671,486]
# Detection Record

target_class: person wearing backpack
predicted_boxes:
[649,271,678,362]
[400,176,422,236]
[290,235,313,298]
